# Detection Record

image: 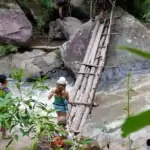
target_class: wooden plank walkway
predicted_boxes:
[68,1,116,133]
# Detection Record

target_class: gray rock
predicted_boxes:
[56,17,83,40]
[0,8,32,44]
[0,49,62,78]
[60,20,93,74]
[96,7,150,89]
[49,21,65,40]
[71,0,83,7]
[11,50,45,75]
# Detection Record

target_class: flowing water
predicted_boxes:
[82,63,150,149]
[4,60,150,149]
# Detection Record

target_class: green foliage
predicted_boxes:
[133,0,150,22]
[122,110,150,137]
[0,69,93,149]
[33,0,54,30]
[123,73,133,149]
[119,46,150,138]
[117,0,150,22]
[119,46,150,59]
[36,16,46,31]
[0,69,62,148]
[64,136,94,150]
[0,44,18,57]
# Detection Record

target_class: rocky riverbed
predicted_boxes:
[1,2,150,149]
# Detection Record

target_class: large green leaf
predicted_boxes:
[0,113,11,119]
[14,134,19,141]
[119,46,150,59]
[6,138,13,148]
[63,139,74,145]
[80,138,94,145]
[121,110,150,137]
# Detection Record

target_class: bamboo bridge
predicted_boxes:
[67,1,116,134]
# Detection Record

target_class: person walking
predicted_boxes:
[55,0,70,20]
[0,74,11,139]
[48,77,69,120]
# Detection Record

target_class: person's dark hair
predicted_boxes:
[0,74,7,84]
[147,139,150,146]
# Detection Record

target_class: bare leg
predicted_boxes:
[59,6,63,20]
[0,127,6,138]
[99,8,104,23]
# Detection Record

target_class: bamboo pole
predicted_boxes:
[30,45,60,50]
[79,1,116,132]
[69,21,100,103]
[68,1,116,133]
[68,24,106,128]
[89,23,105,64]
[71,31,107,131]
[68,21,100,122]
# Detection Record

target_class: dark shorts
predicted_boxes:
[56,1,68,7]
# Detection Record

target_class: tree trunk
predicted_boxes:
[15,0,37,27]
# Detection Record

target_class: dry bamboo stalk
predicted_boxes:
[76,72,95,75]
[69,102,98,106]
[70,27,106,110]
[78,1,116,132]
[68,90,81,125]
[68,68,90,127]
[69,24,107,129]
[69,23,107,128]
[71,33,107,131]
[68,67,90,117]
[70,31,107,130]
[30,45,60,50]
[79,47,108,131]
[89,23,105,64]
[68,22,102,121]
[69,1,116,132]
[74,62,99,67]
[69,21,100,103]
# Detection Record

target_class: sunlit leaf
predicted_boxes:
[0,113,11,119]
[20,128,26,136]
[119,46,150,59]
[121,110,150,137]
[16,82,21,90]
[63,139,74,145]
[6,138,13,148]
[80,138,94,145]
[14,134,19,141]
[36,123,41,133]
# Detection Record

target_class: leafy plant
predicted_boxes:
[123,73,133,149]
[0,44,18,57]
[119,46,150,59]
[0,69,64,148]
[33,0,54,30]
[0,69,93,150]
[64,136,94,150]
[119,46,150,138]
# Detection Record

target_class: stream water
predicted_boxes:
[6,59,150,149]
[4,33,150,149]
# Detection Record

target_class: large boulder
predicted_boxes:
[49,21,65,40]
[60,20,93,74]
[0,49,62,78]
[80,7,150,150]
[0,8,32,44]
[98,6,150,89]
[56,17,83,40]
